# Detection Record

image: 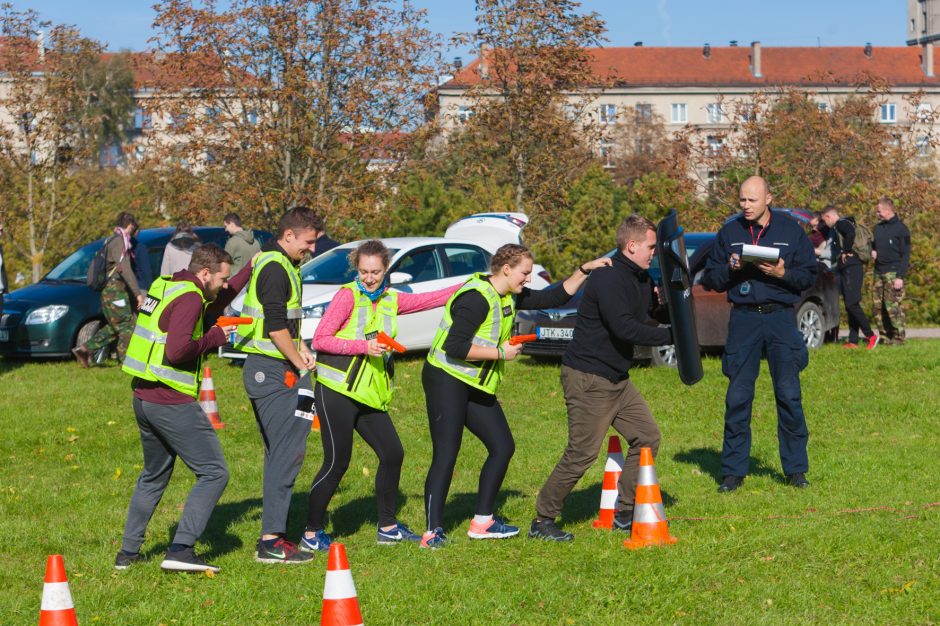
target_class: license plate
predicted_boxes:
[0,330,8,342]
[538,327,573,340]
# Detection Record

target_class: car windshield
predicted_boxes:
[43,244,99,282]
[300,247,400,284]
[648,240,701,284]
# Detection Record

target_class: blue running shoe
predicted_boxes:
[467,515,519,539]
[299,528,333,553]
[377,522,422,545]
[420,527,447,549]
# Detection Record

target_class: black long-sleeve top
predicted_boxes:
[702,213,818,306]
[832,217,862,268]
[442,282,572,359]
[873,215,911,278]
[562,252,672,383]
[256,240,301,335]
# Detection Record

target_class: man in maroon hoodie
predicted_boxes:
[115,244,255,573]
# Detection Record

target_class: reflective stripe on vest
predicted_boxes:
[426,273,514,394]
[316,284,399,411]
[234,250,303,358]
[121,276,205,397]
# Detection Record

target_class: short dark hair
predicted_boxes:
[223,212,241,227]
[277,206,325,238]
[820,205,839,215]
[878,196,895,210]
[188,243,233,273]
[490,244,533,274]
[616,214,656,250]
[116,211,138,230]
[349,240,390,270]
[174,219,195,235]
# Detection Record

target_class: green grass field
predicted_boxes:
[2,342,940,625]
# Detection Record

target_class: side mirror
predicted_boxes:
[389,271,413,285]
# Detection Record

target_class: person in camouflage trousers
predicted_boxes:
[871,197,910,345]
[73,212,145,366]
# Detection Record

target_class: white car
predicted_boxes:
[221,212,549,357]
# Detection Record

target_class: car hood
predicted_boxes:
[228,282,342,313]
[4,281,88,312]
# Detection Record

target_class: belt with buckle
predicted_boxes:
[734,303,791,314]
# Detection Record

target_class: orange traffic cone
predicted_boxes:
[623,447,678,550]
[311,411,321,432]
[593,436,625,529]
[199,366,225,429]
[321,543,363,626]
[39,555,78,626]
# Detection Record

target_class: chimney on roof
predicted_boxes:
[864,42,873,58]
[36,29,44,63]
[730,40,738,47]
[478,44,489,79]
[703,43,711,59]
[750,41,762,78]
[923,43,934,78]
[634,41,643,47]
[454,56,462,71]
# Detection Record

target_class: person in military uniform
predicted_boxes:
[702,176,818,493]
[419,244,610,548]
[303,240,462,550]
[233,206,322,564]
[116,244,249,572]
[871,197,911,345]
[73,212,143,366]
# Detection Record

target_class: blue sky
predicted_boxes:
[25,0,909,58]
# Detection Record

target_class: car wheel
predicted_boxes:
[797,302,825,349]
[650,344,678,368]
[74,320,101,349]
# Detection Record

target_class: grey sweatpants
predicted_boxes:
[121,398,230,553]
[243,354,312,536]
[535,366,661,520]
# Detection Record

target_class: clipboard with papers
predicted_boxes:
[740,244,780,264]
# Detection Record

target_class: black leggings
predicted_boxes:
[422,362,515,531]
[840,263,874,342]
[307,383,404,529]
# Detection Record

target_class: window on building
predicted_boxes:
[917,103,933,123]
[133,107,152,131]
[880,103,897,123]
[457,105,474,124]
[917,135,931,157]
[739,104,757,122]
[706,103,724,124]
[706,135,724,157]
[670,103,687,124]
[635,103,653,124]
[635,137,653,155]
[598,140,614,168]
[599,104,617,125]
[563,103,577,120]
[817,102,830,113]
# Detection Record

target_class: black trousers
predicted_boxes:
[422,362,515,531]
[306,383,404,529]
[839,263,873,343]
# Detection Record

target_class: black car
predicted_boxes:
[515,224,840,366]
[0,226,271,359]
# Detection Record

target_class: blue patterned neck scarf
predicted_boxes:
[356,276,387,302]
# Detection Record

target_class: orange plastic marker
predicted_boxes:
[509,334,538,345]
[376,331,407,353]
[215,316,253,327]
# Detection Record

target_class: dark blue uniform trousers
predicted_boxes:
[720,307,810,477]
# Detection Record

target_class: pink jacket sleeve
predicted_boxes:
[312,288,369,355]
[397,282,463,315]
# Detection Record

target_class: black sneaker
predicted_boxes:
[613,512,633,533]
[528,518,574,542]
[786,473,810,488]
[160,547,220,573]
[114,550,140,570]
[718,475,744,493]
[255,537,315,564]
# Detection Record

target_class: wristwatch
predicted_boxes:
[579,265,592,275]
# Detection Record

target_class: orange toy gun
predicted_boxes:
[509,334,538,345]
[215,316,253,327]
[376,331,407,353]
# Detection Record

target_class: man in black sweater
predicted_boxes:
[530,214,672,541]
[871,197,911,345]
[820,205,878,349]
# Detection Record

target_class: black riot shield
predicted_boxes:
[656,210,703,385]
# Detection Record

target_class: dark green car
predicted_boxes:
[0,227,270,359]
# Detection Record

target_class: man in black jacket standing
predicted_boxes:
[703,177,817,493]
[820,205,878,350]
[871,197,910,345]
[530,214,672,541]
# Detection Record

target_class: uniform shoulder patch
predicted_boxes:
[140,295,161,315]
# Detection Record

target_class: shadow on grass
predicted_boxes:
[559,482,678,526]
[673,446,777,484]
[439,489,524,534]
[0,356,28,374]
[148,497,263,560]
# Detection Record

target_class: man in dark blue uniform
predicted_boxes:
[703,176,818,493]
